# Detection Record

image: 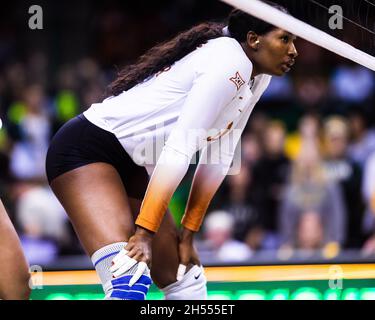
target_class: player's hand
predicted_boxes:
[110,226,154,286]
[177,227,200,281]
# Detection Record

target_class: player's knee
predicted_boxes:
[92,242,152,300]
[160,265,207,300]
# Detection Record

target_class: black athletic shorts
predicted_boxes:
[45,114,149,200]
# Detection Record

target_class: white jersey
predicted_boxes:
[84,37,271,174]
[84,36,271,232]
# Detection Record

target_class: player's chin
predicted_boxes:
[268,67,286,77]
[283,63,293,73]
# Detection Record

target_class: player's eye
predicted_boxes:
[281,35,290,43]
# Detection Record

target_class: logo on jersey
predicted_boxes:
[229,72,245,91]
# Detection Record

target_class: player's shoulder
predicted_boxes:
[201,37,253,78]
[206,36,239,48]
[206,37,249,61]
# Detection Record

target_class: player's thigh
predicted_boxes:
[50,162,135,257]
[0,200,30,299]
[128,197,179,288]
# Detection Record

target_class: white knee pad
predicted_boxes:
[161,265,207,300]
[91,242,152,300]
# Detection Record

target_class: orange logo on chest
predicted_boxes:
[229,72,245,91]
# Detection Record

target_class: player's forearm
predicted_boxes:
[181,163,227,232]
[135,147,190,233]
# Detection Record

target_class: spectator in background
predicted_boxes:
[247,112,269,147]
[4,63,27,104]
[202,210,252,262]
[284,113,322,160]
[252,121,290,241]
[14,183,70,265]
[51,65,80,134]
[361,151,375,256]
[296,210,324,250]
[75,57,107,110]
[279,139,346,255]
[26,52,49,90]
[322,116,365,248]
[51,58,106,134]
[215,164,265,253]
[241,131,263,166]
[347,108,375,169]
[8,84,51,181]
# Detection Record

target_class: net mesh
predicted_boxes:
[271,0,375,56]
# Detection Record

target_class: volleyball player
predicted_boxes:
[45,2,297,300]
[0,118,30,299]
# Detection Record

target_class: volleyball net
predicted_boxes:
[220,0,375,71]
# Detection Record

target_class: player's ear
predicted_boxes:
[247,31,260,51]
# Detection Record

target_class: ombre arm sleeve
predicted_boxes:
[135,55,246,233]
[181,76,271,232]
[181,106,251,232]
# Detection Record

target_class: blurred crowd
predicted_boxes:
[202,110,375,262]
[0,54,108,264]
[1,0,375,265]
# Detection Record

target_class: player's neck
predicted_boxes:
[241,43,260,78]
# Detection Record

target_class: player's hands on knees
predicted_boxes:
[177,227,201,280]
[110,226,154,286]
[126,226,154,265]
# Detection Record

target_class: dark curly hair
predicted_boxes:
[106,1,288,97]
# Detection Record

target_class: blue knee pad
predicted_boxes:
[109,274,152,300]
[91,242,153,300]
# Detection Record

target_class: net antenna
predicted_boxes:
[220,0,375,71]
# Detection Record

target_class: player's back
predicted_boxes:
[84,37,252,139]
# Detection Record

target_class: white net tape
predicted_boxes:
[220,0,375,71]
